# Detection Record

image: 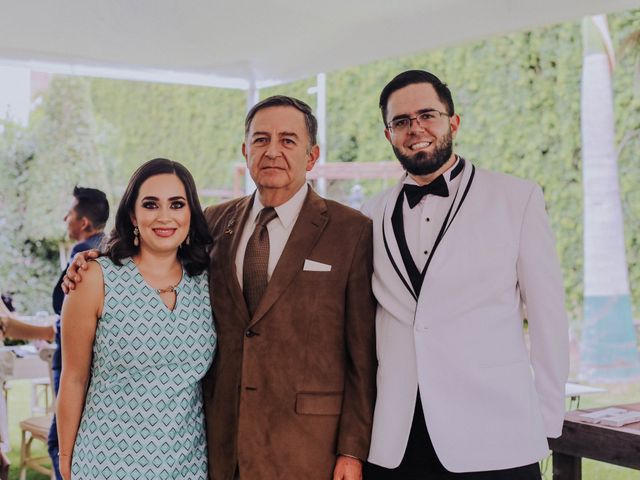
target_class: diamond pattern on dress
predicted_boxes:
[71,257,216,479]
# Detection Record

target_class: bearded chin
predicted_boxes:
[393,132,453,176]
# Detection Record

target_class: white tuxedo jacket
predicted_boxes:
[362,160,569,473]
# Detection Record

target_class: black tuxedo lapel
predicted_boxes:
[382,184,418,302]
[417,159,475,294]
[390,192,422,297]
[388,158,476,299]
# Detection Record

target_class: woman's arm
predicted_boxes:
[56,261,103,480]
[0,315,55,342]
[0,296,55,342]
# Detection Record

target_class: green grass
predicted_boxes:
[5,379,640,479]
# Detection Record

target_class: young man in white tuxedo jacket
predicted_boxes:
[362,70,570,479]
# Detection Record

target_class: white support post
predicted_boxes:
[308,73,327,196]
[244,82,260,195]
[0,66,31,127]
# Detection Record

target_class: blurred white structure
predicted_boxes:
[0,1,637,89]
[0,66,30,126]
[580,15,640,381]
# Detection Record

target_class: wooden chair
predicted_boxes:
[30,376,52,415]
[0,350,13,477]
[18,346,56,480]
[18,414,52,480]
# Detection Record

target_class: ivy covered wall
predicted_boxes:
[89,80,247,194]
[1,9,639,319]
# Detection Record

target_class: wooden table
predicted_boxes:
[548,403,640,479]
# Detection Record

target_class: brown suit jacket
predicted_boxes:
[203,187,377,480]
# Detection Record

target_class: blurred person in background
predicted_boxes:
[57,159,215,479]
[49,186,109,479]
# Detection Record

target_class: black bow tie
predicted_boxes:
[403,175,449,208]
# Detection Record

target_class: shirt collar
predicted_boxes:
[251,183,309,229]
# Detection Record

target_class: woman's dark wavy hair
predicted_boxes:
[104,158,212,276]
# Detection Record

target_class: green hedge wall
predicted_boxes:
[89,80,247,193]
[1,10,638,318]
[86,10,640,318]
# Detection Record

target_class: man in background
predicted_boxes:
[50,186,109,479]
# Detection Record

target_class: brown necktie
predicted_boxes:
[243,207,278,317]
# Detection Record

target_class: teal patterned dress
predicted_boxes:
[71,257,216,479]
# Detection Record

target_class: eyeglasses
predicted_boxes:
[387,110,451,132]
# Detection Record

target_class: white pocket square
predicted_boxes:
[303,259,332,272]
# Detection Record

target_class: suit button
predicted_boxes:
[246,329,258,338]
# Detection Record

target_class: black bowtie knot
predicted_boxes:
[403,175,449,208]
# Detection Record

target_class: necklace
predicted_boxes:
[155,284,178,294]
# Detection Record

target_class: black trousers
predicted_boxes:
[364,394,541,480]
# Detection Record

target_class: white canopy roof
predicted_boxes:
[1,0,639,89]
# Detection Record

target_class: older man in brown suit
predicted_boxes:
[203,96,377,480]
[62,95,376,479]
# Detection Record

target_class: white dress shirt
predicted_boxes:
[402,158,463,271]
[235,183,309,287]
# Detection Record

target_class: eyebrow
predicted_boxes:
[140,196,186,201]
[390,108,439,121]
[251,131,299,139]
[279,131,299,139]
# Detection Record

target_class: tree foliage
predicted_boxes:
[27,76,112,238]
[0,121,59,311]
[0,76,110,311]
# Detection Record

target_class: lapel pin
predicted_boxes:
[225,218,236,235]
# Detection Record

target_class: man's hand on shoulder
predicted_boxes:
[333,455,362,480]
[62,249,100,294]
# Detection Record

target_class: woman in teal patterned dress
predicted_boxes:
[57,159,215,480]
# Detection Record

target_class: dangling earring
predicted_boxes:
[185,234,190,246]
[133,226,140,247]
